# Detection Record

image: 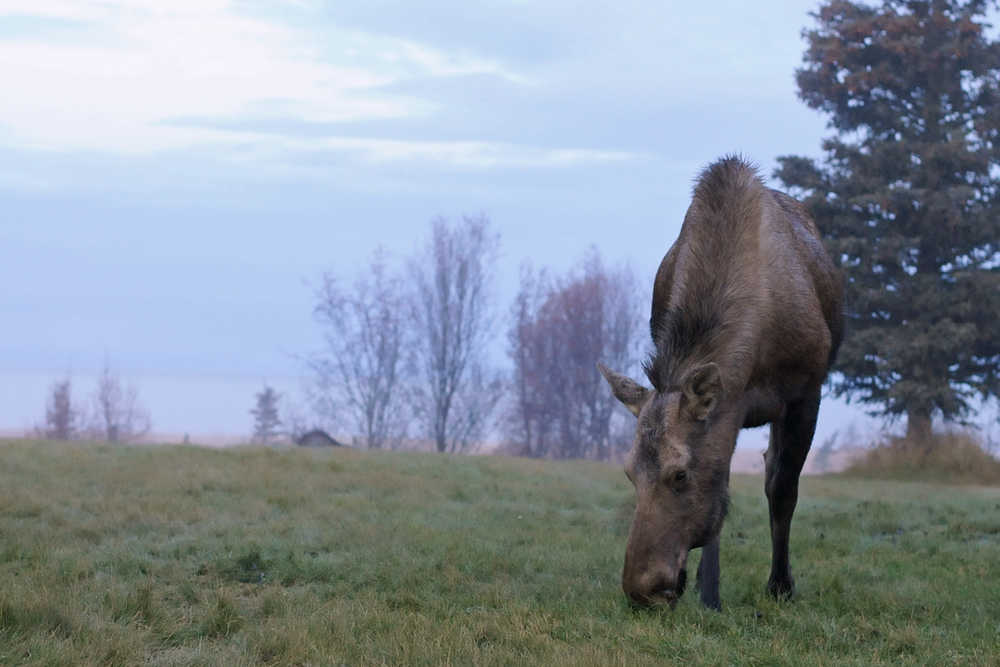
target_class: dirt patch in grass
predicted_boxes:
[844,432,1000,485]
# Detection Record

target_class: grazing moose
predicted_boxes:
[599,156,843,610]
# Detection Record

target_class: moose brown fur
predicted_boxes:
[600,156,843,610]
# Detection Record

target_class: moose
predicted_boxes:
[600,156,843,610]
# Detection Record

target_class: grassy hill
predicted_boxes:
[1,440,998,665]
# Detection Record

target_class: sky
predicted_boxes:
[2,0,990,444]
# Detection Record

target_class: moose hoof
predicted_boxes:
[766,576,795,600]
[700,594,722,612]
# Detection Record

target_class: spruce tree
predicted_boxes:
[776,0,1000,440]
[251,385,282,444]
[45,378,77,441]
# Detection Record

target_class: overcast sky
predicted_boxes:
[1,0,926,440]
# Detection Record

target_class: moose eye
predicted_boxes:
[673,470,687,483]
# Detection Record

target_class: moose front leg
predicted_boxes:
[764,389,820,599]
[695,533,721,610]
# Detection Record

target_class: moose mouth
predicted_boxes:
[635,568,688,609]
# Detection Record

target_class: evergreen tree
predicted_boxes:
[45,378,78,441]
[251,385,282,444]
[776,0,1000,440]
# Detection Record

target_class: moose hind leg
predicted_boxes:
[764,389,820,600]
[695,534,721,611]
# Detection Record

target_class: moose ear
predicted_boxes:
[682,363,722,421]
[597,363,649,417]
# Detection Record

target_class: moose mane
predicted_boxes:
[642,155,764,394]
[642,300,723,393]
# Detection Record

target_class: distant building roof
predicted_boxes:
[295,429,345,447]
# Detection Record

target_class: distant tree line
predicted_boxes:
[39,358,151,443]
[301,215,646,461]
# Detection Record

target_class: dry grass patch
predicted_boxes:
[845,431,1000,485]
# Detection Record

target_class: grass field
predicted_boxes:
[1,440,999,665]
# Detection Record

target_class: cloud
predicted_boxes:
[0,0,543,163]
[0,0,820,178]
[0,1,395,150]
[279,136,638,169]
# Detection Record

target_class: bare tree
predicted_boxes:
[280,394,312,444]
[506,266,552,455]
[409,214,501,453]
[506,250,644,460]
[250,385,282,444]
[43,377,79,440]
[309,248,409,449]
[445,362,505,453]
[90,360,151,443]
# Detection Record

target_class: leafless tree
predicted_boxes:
[250,385,282,444]
[89,360,151,443]
[309,248,410,449]
[412,361,505,453]
[506,266,552,455]
[43,377,79,440]
[409,214,501,453]
[280,394,312,444]
[506,249,644,460]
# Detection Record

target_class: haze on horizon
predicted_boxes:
[4,0,994,444]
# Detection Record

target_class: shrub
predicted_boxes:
[844,431,1000,485]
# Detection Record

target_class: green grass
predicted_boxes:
[1,440,999,665]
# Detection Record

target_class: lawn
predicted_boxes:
[1,439,998,665]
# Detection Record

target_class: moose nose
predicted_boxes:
[624,568,687,608]
[626,588,677,608]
